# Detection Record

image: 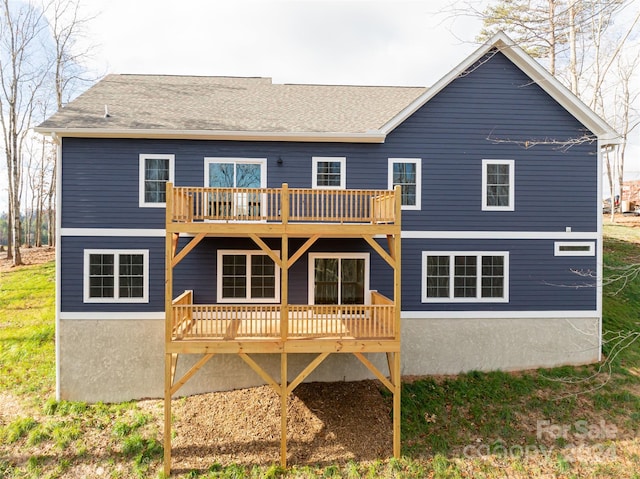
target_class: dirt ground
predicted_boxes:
[166,381,392,472]
[0,245,55,272]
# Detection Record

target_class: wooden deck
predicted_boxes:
[171,292,395,341]
[163,183,402,475]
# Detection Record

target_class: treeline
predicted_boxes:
[0,211,54,248]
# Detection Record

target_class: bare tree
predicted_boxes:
[44,0,99,247]
[0,0,50,265]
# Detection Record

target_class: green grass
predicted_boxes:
[0,262,55,399]
[2,228,640,478]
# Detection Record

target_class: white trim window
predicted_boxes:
[308,253,370,305]
[482,159,514,211]
[217,250,280,303]
[84,249,149,303]
[139,154,175,207]
[554,241,595,256]
[312,157,346,189]
[388,158,421,210]
[422,251,509,303]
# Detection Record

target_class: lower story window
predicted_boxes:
[84,249,149,303]
[309,253,369,305]
[422,251,509,302]
[217,250,280,302]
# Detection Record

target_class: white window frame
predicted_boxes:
[482,159,515,211]
[554,241,595,256]
[421,251,509,303]
[312,157,346,189]
[83,249,149,303]
[204,158,267,188]
[216,250,280,303]
[388,158,422,210]
[139,154,175,208]
[308,252,370,305]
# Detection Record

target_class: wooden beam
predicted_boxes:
[280,352,288,467]
[170,353,178,387]
[393,349,401,458]
[170,353,215,396]
[286,352,330,395]
[248,233,283,269]
[386,352,395,385]
[171,232,206,268]
[288,234,320,267]
[171,233,179,259]
[363,235,395,268]
[163,353,172,475]
[354,352,394,393]
[238,353,281,396]
[387,235,395,261]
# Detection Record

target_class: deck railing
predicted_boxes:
[168,183,397,224]
[170,293,396,341]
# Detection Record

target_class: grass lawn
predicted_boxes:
[1,226,640,478]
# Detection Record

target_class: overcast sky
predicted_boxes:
[82,0,482,86]
[1,0,637,211]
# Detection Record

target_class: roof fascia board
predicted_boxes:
[33,127,387,144]
[380,31,620,145]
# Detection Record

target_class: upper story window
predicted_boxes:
[217,250,280,303]
[84,249,149,303]
[482,159,514,211]
[308,253,369,305]
[139,154,174,207]
[312,157,346,189]
[388,158,421,210]
[422,251,509,303]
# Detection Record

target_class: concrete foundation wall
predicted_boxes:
[58,315,600,402]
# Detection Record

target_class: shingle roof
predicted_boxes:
[38,74,427,136]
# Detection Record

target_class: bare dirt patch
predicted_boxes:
[170,380,392,472]
[0,246,55,272]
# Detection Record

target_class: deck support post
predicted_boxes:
[393,351,401,458]
[163,353,172,475]
[280,352,288,467]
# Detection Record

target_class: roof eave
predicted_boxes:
[33,127,387,143]
[380,31,621,145]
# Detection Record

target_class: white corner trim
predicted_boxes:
[59,312,165,320]
[55,139,62,401]
[61,228,166,237]
[402,310,599,320]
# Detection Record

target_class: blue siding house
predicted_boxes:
[38,32,618,407]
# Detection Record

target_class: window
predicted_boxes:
[205,158,267,218]
[139,154,175,207]
[388,158,421,210]
[308,253,369,305]
[84,250,149,303]
[217,250,280,303]
[312,157,346,189]
[422,251,509,302]
[554,242,595,256]
[482,159,514,211]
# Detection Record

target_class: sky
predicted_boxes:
[1,0,638,211]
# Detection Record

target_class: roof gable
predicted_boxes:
[381,32,620,145]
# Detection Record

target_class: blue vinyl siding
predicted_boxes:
[59,51,599,315]
[61,236,393,312]
[61,55,597,233]
[401,238,597,312]
[60,236,165,312]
